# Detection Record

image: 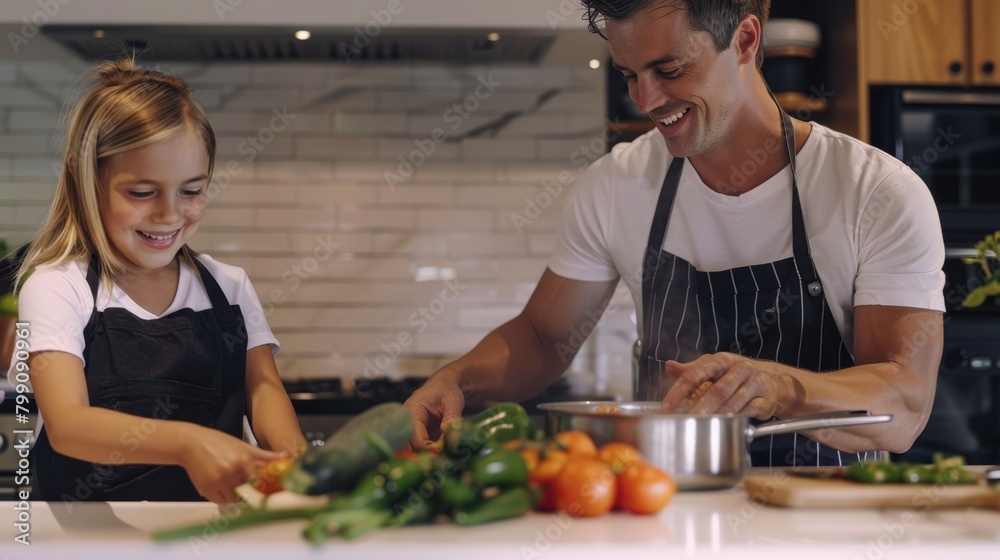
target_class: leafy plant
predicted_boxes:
[961,230,1000,308]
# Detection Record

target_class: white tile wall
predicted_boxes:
[0,60,637,398]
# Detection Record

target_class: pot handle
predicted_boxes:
[747,410,893,442]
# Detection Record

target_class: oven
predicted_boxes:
[0,382,35,500]
[870,86,1000,464]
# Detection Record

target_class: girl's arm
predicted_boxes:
[30,351,281,502]
[245,344,307,457]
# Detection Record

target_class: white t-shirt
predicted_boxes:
[9,254,278,386]
[549,123,946,356]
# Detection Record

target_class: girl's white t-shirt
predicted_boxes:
[10,254,277,384]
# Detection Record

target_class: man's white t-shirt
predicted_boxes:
[10,254,278,386]
[549,123,946,357]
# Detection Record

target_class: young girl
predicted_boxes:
[15,57,307,503]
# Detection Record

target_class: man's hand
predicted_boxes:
[403,367,465,450]
[660,352,805,420]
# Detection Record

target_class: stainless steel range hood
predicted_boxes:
[40,24,558,64]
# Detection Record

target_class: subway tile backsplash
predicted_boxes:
[0,60,637,398]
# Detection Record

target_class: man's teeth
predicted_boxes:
[660,108,689,126]
[140,230,178,241]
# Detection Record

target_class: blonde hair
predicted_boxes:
[16,56,215,293]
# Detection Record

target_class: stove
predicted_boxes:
[282,376,603,448]
[0,384,35,501]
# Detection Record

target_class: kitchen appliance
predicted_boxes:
[538,402,892,491]
[869,87,1000,214]
[284,377,589,448]
[869,86,1000,465]
[0,384,35,501]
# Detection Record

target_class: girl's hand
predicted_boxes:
[179,426,283,503]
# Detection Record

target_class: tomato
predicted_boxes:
[554,431,598,457]
[551,458,616,517]
[395,449,418,459]
[597,442,643,474]
[533,482,558,512]
[530,449,569,484]
[251,457,294,495]
[617,464,677,515]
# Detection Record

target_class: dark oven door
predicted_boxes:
[869,86,1000,212]
[897,242,1000,464]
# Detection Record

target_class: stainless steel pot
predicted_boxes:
[538,401,893,491]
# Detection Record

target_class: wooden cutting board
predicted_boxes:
[743,472,1000,510]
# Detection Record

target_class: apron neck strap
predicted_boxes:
[85,252,239,328]
[767,85,814,269]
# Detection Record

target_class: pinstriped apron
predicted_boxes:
[635,104,880,467]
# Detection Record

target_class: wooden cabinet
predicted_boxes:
[862,0,1000,85]
[971,0,1000,84]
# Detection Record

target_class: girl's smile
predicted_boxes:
[99,130,209,276]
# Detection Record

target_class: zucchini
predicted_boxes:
[282,402,414,495]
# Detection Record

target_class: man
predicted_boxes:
[404,0,945,466]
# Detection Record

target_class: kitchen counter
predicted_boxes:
[4,470,999,560]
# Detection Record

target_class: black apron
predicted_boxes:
[32,254,248,501]
[636,105,880,467]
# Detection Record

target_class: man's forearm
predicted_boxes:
[777,361,935,454]
[451,313,574,406]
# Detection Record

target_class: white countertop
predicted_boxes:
[3,472,999,560]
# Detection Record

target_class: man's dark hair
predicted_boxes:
[581,0,772,68]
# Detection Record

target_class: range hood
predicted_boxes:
[40,24,558,64]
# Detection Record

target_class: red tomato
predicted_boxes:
[554,431,598,458]
[252,457,294,495]
[551,458,616,517]
[530,449,569,484]
[617,464,677,515]
[597,442,643,474]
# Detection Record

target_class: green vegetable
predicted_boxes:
[328,455,426,511]
[153,504,333,542]
[469,449,529,488]
[901,465,935,484]
[443,403,537,459]
[845,454,975,485]
[283,402,414,495]
[437,473,479,508]
[340,509,394,540]
[454,487,533,526]
[387,481,438,527]
[846,461,901,483]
